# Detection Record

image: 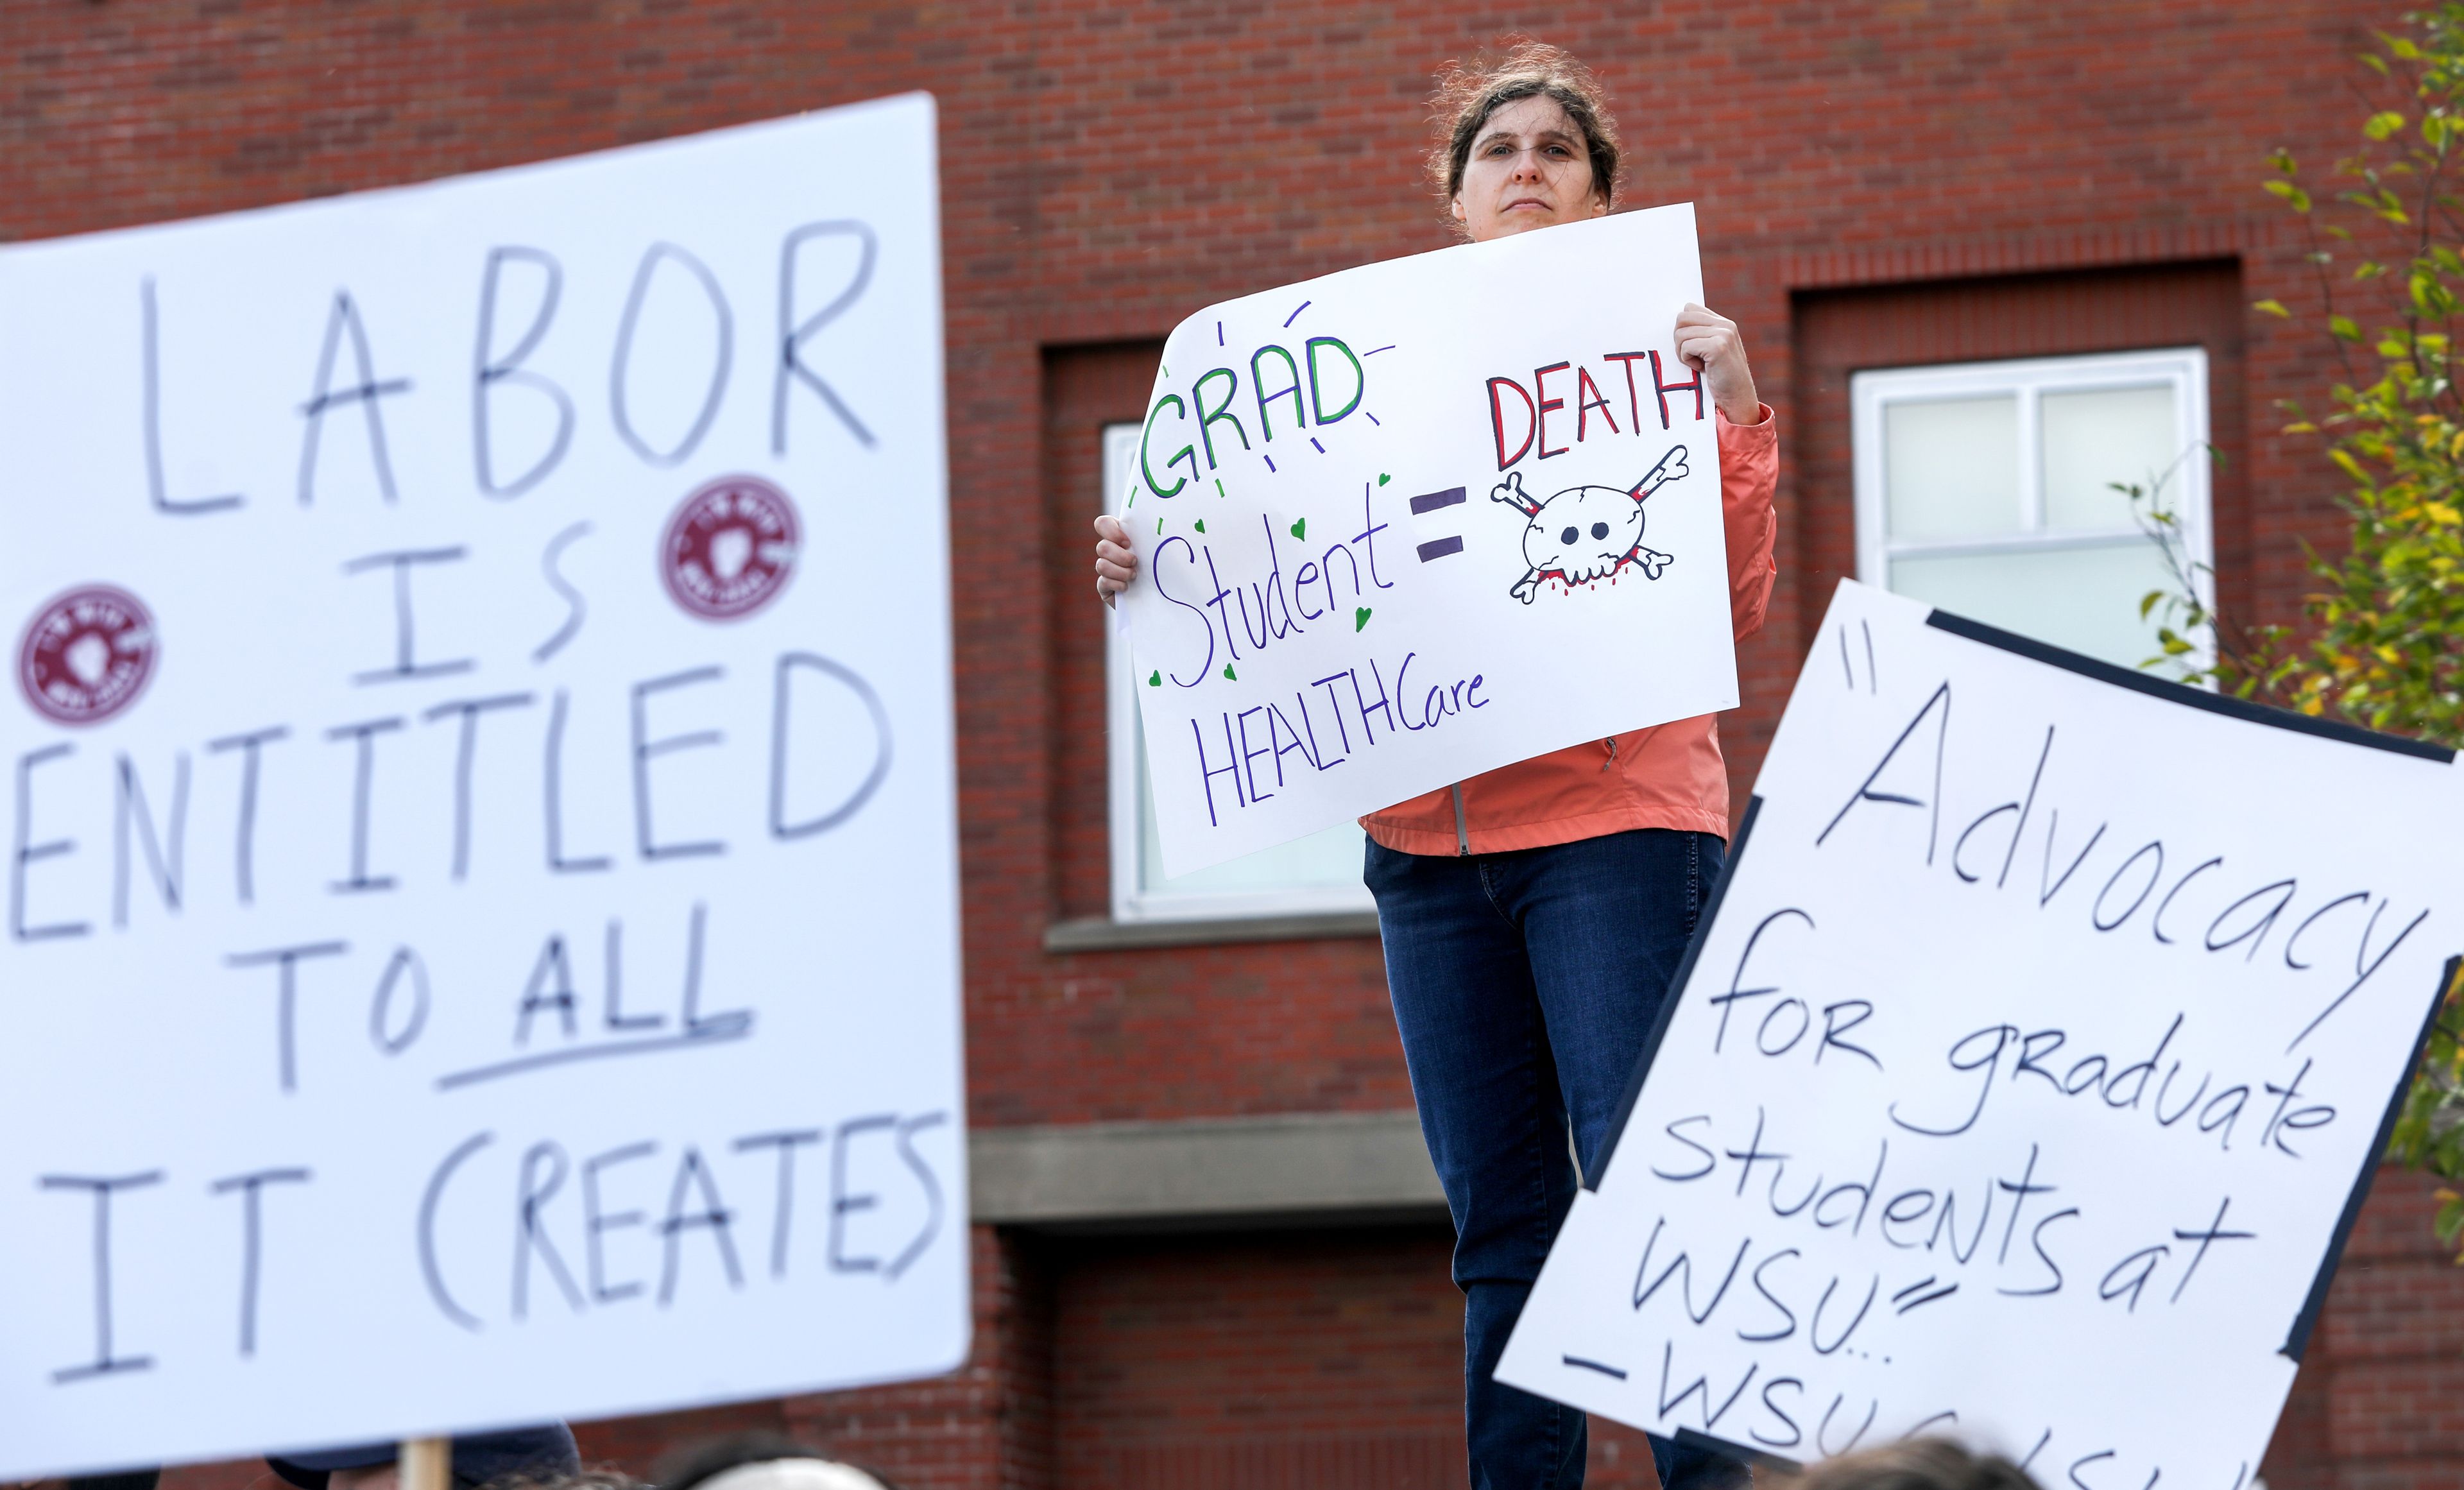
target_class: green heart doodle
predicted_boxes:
[1290,518,1306,540]
[1149,671,1161,687]
[1195,519,1207,534]
[1355,607,1372,631]
[1223,664,1238,681]
[1377,474,1390,486]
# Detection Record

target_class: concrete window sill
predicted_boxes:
[970,1110,1444,1231]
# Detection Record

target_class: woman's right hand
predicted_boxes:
[1093,513,1140,608]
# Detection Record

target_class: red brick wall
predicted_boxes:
[13,3,2460,1489]
[1048,1225,1464,1489]
[2257,1169,2464,1490]
[0,0,2397,1181]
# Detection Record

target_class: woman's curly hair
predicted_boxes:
[1428,40,1623,230]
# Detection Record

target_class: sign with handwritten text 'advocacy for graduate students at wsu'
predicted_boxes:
[1496,580,2464,1487]
[0,94,965,1478]
[1113,205,1737,876]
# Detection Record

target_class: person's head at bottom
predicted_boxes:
[656,1432,901,1490]
[266,1425,580,1490]
[1791,1438,2041,1490]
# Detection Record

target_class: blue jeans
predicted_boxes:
[1367,828,1750,1490]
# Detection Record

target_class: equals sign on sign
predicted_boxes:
[1411,486,1467,561]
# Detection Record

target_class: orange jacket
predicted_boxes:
[1360,404,1779,856]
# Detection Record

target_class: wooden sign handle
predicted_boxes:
[399,1439,450,1490]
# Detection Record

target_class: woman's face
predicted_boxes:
[1450,94,1605,243]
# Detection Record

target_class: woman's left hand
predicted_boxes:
[1674,302,1763,425]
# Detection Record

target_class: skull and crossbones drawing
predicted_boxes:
[1491,444,1690,604]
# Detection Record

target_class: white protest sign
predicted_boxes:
[1498,580,2460,1486]
[1116,206,1736,876]
[0,94,964,1477]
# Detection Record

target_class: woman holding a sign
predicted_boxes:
[1096,43,1776,1490]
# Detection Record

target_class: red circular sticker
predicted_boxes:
[17,585,158,727]
[660,475,801,622]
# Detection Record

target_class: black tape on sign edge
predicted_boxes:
[1922,608,2455,764]
[1673,1426,1800,1474]
[2280,952,2460,1361]
[1588,794,1763,1190]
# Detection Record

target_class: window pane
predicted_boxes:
[1133,695,1367,898]
[1888,540,2180,669]
[2042,385,2180,531]
[1884,396,2020,540]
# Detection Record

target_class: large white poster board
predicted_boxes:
[0,95,964,1478]
[1115,207,1737,876]
[1500,581,2459,1487]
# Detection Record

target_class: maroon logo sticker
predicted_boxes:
[660,475,801,622]
[17,585,158,726]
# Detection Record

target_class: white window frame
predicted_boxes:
[1100,422,1376,923]
[1850,347,2214,665]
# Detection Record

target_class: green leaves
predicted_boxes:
[2205,1,2464,1255]
[2389,966,2464,1240]
[2413,270,2457,316]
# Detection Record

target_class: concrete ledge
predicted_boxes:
[971,1110,1445,1230]
[1043,911,1382,952]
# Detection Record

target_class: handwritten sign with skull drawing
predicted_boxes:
[1113,205,1740,877]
